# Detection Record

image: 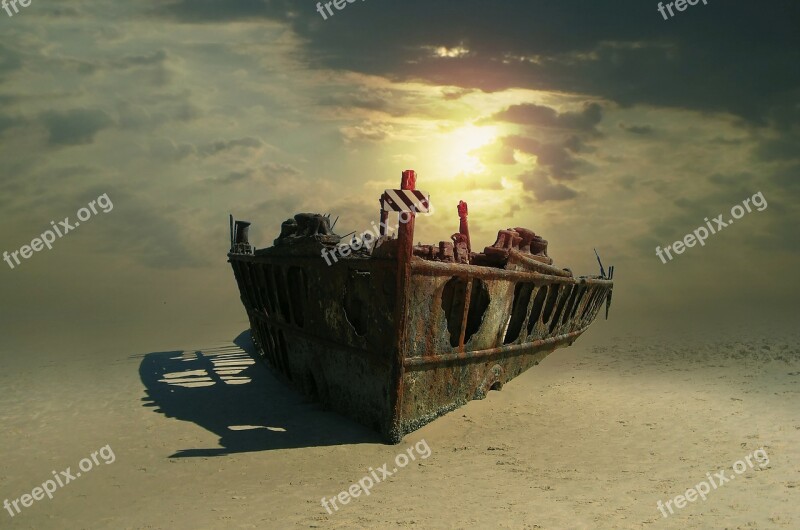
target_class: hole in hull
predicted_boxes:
[550,284,574,334]
[527,285,548,335]
[504,283,534,344]
[466,279,490,346]
[442,277,491,347]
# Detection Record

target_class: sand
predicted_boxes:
[1,324,798,529]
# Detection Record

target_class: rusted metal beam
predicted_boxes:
[457,278,473,352]
[229,253,397,269]
[404,328,587,368]
[388,170,416,441]
[507,249,572,277]
[411,258,613,286]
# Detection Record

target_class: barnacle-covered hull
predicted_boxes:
[228,170,613,443]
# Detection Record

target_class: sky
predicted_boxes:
[0,0,798,354]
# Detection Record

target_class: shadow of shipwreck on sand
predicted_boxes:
[139,330,380,457]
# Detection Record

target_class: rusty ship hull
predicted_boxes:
[228,170,613,443]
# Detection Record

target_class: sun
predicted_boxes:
[440,124,499,176]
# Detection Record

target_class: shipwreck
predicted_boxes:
[228,170,614,443]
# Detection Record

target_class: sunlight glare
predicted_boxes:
[441,124,498,176]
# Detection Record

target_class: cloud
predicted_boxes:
[319,91,395,114]
[222,162,301,185]
[40,108,114,146]
[153,0,283,22]
[145,2,798,125]
[0,114,21,135]
[0,0,796,339]
[0,43,22,80]
[39,6,81,17]
[441,88,474,101]
[145,0,797,125]
[148,138,196,162]
[114,50,169,69]
[197,137,264,157]
[471,142,516,165]
[619,123,654,135]
[116,98,202,131]
[520,172,578,201]
[425,45,472,59]
[490,102,603,133]
[754,135,800,162]
[502,135,593,181]
[340,121,394,143]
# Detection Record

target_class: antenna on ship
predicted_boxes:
[229,214,235,251]
[593,248,607,278]
[605,265,614,319]
[594,248,614,319]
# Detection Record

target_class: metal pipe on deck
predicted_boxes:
[458,200,471,254]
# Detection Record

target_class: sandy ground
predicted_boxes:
[1,323,798,529]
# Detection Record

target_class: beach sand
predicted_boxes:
[1,324,798,529]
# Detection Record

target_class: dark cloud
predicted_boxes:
[502,135,592,181]
[39,5,81,17]
[520,172,578,202]
[222,162,301,185]
[47,50,172,84]
[149,0,800,124]
[115,50,168,69]
[116,98,202,131]
[754,136,800,162]
[619,123,654,135]
[163,101,200,122]
[109,50,173,86]
[339,121,392,142]
[441,88,474,101]
[490,102,603,133]
[0,43,23,80]
[40,108,114,146]
[529,142,581,179]
[471,142,515,165]
[0,114,20,135]
[197,137,263,157]
[41,166,98,180]
[319,91,395,114]
[709,136,746,147]
[473,133,597,183]
[258,162,301,179]
[476,100,602,181]
[149,138,196,161]
[770,163,800,192]
[153,0,282,22]
[116,102,155,131]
